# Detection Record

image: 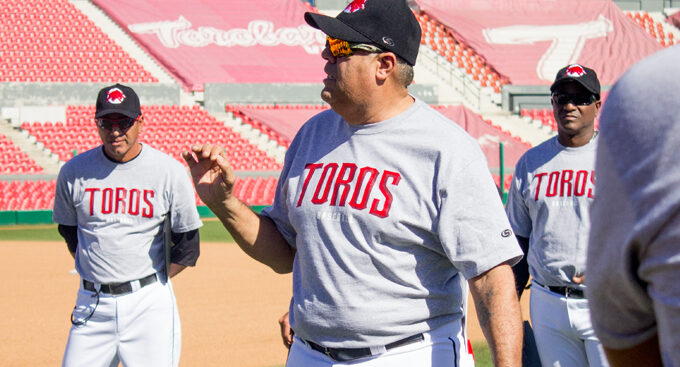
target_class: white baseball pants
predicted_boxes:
[530,280,609,367]
[62,278,180,367]
[286,321,474,367]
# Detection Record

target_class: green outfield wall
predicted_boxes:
[0,206,268,226]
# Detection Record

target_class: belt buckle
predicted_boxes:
[566,287,582,298]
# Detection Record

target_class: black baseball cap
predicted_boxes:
[95,83,141,119]
[550,64,601,97]
[304,0,421,66]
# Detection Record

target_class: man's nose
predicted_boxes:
[321,46,336,63]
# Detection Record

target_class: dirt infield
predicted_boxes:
[0,241,529,366]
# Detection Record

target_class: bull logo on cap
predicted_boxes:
[106,88,126,104]
[344,0,366,13]
[565,64,586,78]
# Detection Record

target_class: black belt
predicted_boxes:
[535,281,585,298]
[83,273,158,296]
[304,333,424,362]
[548,285,584,298]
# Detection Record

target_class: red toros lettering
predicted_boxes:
[297,163,323,207]
[534,173,547,201]
[533,170,595,200]
[574,170,588,196]
[370,170,401,218]
[330,163,357,206]
[101,188,113,214]
[128,189,140,215]
[349,167,379,210]
[142,190,154,218]
[115,187,127,214]
[546,172,560,197]
[85,188,100,215]
[296,162,401,217]
[560,169,573,197]
[311,163,338,204]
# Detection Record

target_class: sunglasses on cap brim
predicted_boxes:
[551,93,598,106]
[95,116,138,131]
[326,36,384,58]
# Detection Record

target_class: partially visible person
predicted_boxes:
[183,1,523,366]
[587,46,680,367]
[279,311,294,350]
[53,84,202,367]
[506,64,609,366]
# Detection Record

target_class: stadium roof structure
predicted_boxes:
[417,0,663,86]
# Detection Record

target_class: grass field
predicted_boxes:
[0,219,235,242]
[0,221,493,366]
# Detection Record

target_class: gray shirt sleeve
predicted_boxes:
[587,46,680,364]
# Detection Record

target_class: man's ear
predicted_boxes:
[375,52,397,81]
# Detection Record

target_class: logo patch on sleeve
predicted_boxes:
[501,229,513,238]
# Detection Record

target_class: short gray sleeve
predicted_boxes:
[439,153,523,279]
[505,157,532,238]
[53,165,77,226]
[169,169,203,233]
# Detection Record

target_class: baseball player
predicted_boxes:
[505,65,609,367]
[183,1,523,366]
[53,83,203,367]
[587,46,680,366]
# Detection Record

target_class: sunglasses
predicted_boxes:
[551,93,598,106]
[95,116,138,131]
[326,36,384,58]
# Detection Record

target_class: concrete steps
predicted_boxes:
[0,119,62,175]
[480,112,555,147]
[211,112,286,163]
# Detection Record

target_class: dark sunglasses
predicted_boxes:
[326,36,383,58]
[95,116,138,131]
[551,93,598,106]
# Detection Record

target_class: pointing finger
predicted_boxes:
[182,151,197,168]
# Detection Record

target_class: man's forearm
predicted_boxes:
[211,196,295,274]
[469,264,523,367]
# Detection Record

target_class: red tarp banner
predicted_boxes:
[240,104,528,170]
[433,106,529,170]
[417,0,662,86]
[239,106,327,142]
[93,0,326,91]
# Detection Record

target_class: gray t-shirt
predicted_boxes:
[587,46,680,365]
[506,135,597,288]
[262,98,522,347]
[53,144,203,284]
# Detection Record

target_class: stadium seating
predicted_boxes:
[0,176,277,211]
[19,105,282,171]
[226,104,330,148]
[0,134,44,174]
[8,0,661,214]
[0,0,157,83]
[416,12,507,93]
[626,11,678,47]
[520,107,601,132]
[521,108,558,131]
[0,179,55,210]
